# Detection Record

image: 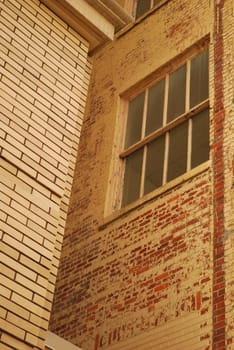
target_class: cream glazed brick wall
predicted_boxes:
[0,0,91,349]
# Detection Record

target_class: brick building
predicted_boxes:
[0,0,233,350]
[0,0,130,349]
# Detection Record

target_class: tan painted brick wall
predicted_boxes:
[49,0,233,349]
[0,0,91,349]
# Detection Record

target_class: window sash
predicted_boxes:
[120,99,209,158]
[135,0,162,18]
[122,107,209,204]
[121,49,209,206]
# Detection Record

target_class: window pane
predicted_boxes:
[136,0,151,18]
[167,121,188,181]
[145,79,165,136]
[167,64,186,123]
[190,49,209,108]
[122,148,143,207]
[144,135,165,195]
[191,109,209,168]
[125,92,145,148]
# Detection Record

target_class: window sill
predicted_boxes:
[99,160,211,230]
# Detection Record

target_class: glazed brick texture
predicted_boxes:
[48,0,220,349]
[0,0,91,349]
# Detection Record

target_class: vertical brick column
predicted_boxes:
[212,0,226,349]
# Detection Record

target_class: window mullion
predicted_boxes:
[186,60,191,112]
[141,89,148,139]
[140,89,148,198]
[163,131,169,184]
[186,60,191,172]
[140,145,147,197]
[163,75,169,126]
[187,118,192,171]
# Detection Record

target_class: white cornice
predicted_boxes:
[41,0,133,53]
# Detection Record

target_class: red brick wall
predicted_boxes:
[212,0,226,348]
[51,170,213,350]
[49,0,234,349]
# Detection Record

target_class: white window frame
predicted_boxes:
[104,41,210,218]
[120,47,209,208]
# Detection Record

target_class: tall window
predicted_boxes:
[135,0,161,18]
[121,49,209,207]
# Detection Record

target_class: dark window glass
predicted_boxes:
[122,148,143,207]
[191,109,209,168]
[167,65,186,122]
[136,0,151,18]
[144,135,165,194]
[125,92,145,148]
[190,49,209,108]
[145,79,165,136]
[167,121,188,181]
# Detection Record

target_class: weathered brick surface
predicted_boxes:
[51,172,213,350]
[48,0,234,350]
[0,0,91,349]
[221,0,234,348]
